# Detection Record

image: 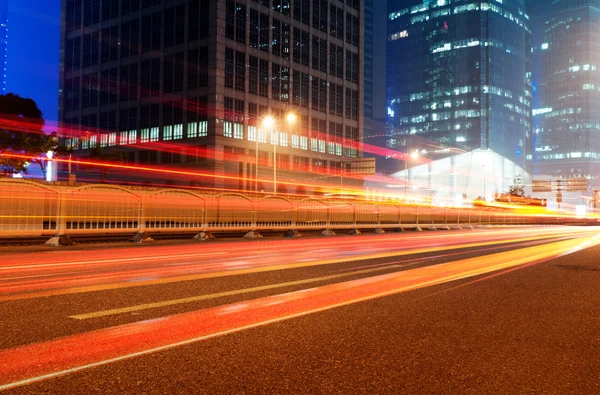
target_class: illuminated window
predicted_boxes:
[247,126,257,142]
[163,125,173,141]
[173,124,183,140]
[223,121,232,138]
[233,123,243,139]
[300,136,308,150]
[150,127,159,142]
[141,128,150,143]
[187,122,198,138]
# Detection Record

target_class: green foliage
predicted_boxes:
[506,184,525,197]
[0,93,50,176]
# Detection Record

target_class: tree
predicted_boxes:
[0,93,49,176]
[506,184,525,197]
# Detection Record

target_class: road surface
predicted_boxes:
[0,226,599,393]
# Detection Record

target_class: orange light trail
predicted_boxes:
[0,227,596,300]
[0,231,598,390]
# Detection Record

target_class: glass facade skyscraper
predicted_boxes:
[386,0,532,175]
[59,0,364,190]
[532,0,600,186]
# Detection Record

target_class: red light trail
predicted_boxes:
[0,228,598,391]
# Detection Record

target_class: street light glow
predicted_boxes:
[262,116,275,129]
[286,112,297,124]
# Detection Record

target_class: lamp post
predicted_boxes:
[261,116,275,194]
[404,150,419,201]
[482,164,487,201]
[284,113,296,194]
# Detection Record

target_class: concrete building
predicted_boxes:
[386,0,532,198]
[59,0,365,192]
[532,0,600,189]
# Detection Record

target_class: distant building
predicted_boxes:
[532,0,600,187]
[59,0,365,192]
[0,0,7,93]
[386,0,532,197]
[363,0,396,174]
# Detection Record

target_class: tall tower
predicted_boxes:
[386,0,532,195]
[59,0,365,191]
[532,0,600,188]
[0,0,7,93]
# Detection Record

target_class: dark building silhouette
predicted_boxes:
[532,0,600,186]
[59,0,365,191]
[363,0,395,174]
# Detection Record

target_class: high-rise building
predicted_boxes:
[386,0,532,199]
[59,0,364,192]
[0,0,7,93]
[532,0,600,187]
[364,0,373,155]
[363,0,393,174]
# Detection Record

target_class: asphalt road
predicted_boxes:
[1,226,599,394]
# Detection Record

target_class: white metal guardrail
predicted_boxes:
[0,179,584,243]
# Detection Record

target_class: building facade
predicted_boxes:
[386,0,532,197]
[532,0,600,187]
[59,0,364,192]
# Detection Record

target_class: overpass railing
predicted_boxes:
[0,179,582,241]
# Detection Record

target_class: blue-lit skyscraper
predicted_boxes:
[532,0,600,186]
[386,0,532,197]
[0,0,6,93]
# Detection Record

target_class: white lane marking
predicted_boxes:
[0,234,595,391]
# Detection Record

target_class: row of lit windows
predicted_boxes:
[540,152,600,160]
[390,84,519,106]
[430,38,511,54]
[391,2,530,33]
[538,107,581,119]
[225,121,357,157]
[67,121,210,149]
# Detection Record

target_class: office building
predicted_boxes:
[532,0,600,188]
[59,0,365,192]
[386,0,532,200]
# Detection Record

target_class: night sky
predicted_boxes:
[6,0,60,130]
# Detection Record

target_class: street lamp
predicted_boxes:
[261,116,275,194]
[282,113,296,194]
[482,163,487,201]
[404,150,419,202]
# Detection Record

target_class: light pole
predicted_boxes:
[404,151,419,201]
[261,116,275,194]
[284,112,296,194]
[482,164,487,201]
